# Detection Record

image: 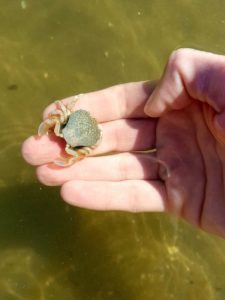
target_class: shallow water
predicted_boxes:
[1,0,225,299]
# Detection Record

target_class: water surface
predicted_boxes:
[1,1,225,299]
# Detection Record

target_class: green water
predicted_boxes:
[1,0,225,299]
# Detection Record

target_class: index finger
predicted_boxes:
[43,80,156,122]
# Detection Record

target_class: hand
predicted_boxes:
[144,48,225,238]
[22,48,225,238]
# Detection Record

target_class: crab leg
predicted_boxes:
[65,145,91,156]
[54,146,92,167]
[38,117,60,136]
[38,102,70,136]
[55,101,71,120]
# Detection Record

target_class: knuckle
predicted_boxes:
[112,120,123,151]
[167,48,190,71]
[116,154,129,180]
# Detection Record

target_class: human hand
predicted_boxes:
[144,48,225,238]
[22,48,225,238]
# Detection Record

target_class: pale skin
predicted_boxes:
[22,48,225,238]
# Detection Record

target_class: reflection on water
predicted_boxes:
[1,0,225,299]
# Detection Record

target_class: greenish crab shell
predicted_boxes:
[61,109,101,148]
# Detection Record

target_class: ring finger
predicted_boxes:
[36,152,159,186]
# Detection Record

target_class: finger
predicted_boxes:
[92,118,156,155]
[36,153,159,186]
[22,134,64,166]
[144,48,225,117]
[60,180,167,212]
[22,118,157,166]
[43,80,156,122]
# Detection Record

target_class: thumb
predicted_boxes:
[144,48,225,118]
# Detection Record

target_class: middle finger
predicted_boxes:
[22,118,157,166]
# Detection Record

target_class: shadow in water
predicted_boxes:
[0,183,136,300]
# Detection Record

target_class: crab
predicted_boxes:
[38,100,102,167]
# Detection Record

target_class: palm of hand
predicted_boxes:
[156,101,225,236]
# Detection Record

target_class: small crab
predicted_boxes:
[38,100,102,167]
